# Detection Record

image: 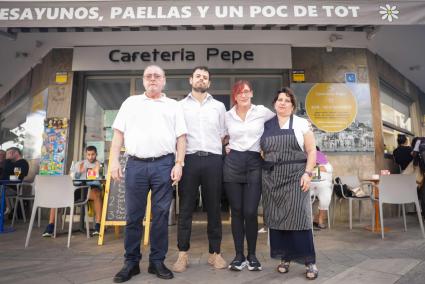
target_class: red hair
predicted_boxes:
[231,80,252,104]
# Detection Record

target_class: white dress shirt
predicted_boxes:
[179,93,226,155]
[279,115,311,151]
[225,104,275,152]
[112,93,187,158]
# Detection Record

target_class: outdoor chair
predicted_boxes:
[333,175,374,230]
[372,174,425,239]
[25,175,89,248]
[11,181,41,227]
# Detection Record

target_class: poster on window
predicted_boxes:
[39,117,69,175]
[291,83,374,152]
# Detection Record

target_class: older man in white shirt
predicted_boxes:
[111,65,187,283]
[172,66,227,273]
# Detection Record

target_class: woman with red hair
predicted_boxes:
[223,80,275,272]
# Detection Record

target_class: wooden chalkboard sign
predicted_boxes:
[98,149,127,245]
[98,148,152,246]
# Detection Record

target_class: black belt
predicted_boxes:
[129,153,173,162]
[190,151,218,157]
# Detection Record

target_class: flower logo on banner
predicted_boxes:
[379,4,399,22]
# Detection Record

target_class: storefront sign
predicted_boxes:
[1,1,424,27]
[305,83,357,133]
[72,44,292,70]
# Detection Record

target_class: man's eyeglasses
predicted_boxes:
[143,74,163,80]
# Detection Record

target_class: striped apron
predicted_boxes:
[261,115,312,230]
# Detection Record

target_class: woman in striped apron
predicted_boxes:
[260,87,319,280]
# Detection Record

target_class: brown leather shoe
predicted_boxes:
[208,253,227,269]
[172,251,189,272]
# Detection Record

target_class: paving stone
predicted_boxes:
[323,266,401,284]
[355,258,421,275]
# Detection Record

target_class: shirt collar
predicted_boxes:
[140,92,167,101]
[229,104,256,121]
[187,92,212,104]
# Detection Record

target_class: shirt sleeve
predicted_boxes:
[174,103,187,137]
[299,117,311,135]
[218,103,227,138]
[413,140,421,152]
[263,106,276,121]
[112,98,130,132]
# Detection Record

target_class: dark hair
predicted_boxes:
[7,147,22,156]
[191,66,210,79]
[272,87,297,112]
[397,134,407,146]
[231,80,252,104]
[86,145,97,154]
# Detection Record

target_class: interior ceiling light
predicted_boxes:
[15,52,29,58]
[329,33,343,42]
[409,65,421,71]
[366,26,380,40]
[0,30,17,41]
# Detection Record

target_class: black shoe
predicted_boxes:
[148,262,174,279]
[113,263,140,283]
[228,254,247,271]
[42,223,54,237]
[247,255,262,271]
[92,223,101,236]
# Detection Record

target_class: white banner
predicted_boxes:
[1,1,424,27]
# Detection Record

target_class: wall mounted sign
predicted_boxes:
[345,72,357,83]
[55,72,68,84]
[292,83,373,152]
[0,1,423,27]
[72,44,292,70]
[292,70,305,82]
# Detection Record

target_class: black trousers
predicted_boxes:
[223,150,262,257]
[177,154,223,253]
[418,187,425,217]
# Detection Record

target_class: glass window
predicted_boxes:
[84,78,131,162]
[0,97,31,151]
[380,84,411,132]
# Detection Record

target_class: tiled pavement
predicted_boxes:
[1,214,425,284]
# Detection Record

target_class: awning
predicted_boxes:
[0,1,424,28]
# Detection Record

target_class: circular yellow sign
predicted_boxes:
[305,83,357,133]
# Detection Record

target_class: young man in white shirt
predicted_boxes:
[173,66,227,273]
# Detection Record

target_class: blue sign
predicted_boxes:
[345,72,357,83]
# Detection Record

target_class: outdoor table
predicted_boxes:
[72,178,106,232]
[0,179,21,233]
[362,176,391,233]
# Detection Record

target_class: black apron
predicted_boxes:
[261,115,311,230]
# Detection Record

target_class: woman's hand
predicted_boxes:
[300,173,311,192]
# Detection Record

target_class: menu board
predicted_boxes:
[39,117,68,175]
[98,149,127,245]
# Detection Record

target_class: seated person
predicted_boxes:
[393,134,413,171]
[0,149,6,177]
[1,147,29,215]
[43,145,103,237]
[403,137,425,218]
[310,146,333,229]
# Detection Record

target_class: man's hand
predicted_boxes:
[110,159,123,181]
[171,164,183,186]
